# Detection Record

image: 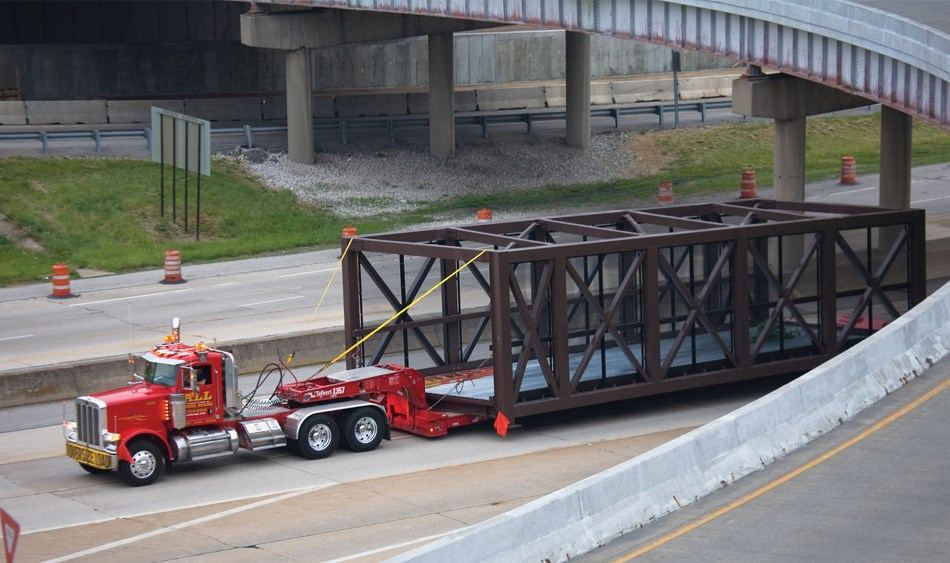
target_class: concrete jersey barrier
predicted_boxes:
[394,282,950,562]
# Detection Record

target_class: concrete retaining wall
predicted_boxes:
[396,282,950,562]
[4,71,738,126]
[0,326,344,409]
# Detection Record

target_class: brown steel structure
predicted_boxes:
[341,199,925,423]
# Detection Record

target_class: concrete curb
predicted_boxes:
[0,326,344,409]
[394,282,950,562]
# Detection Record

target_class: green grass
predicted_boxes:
[0,158,401,284]
[418,113,950,213]
[0,112,946,286]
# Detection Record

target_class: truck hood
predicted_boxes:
[89,383,172,407]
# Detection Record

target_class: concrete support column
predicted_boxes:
[879,106,912,252]
[565,31,591,149]
[428,32,455,158]
[880,106,912,209]
[285,48,314,164]
[774,115,806,273]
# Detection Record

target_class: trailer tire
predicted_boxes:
[341,407,386,452]
[118,440,165,486]
[295,415,339,459]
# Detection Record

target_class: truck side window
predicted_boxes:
[194,364,212,386]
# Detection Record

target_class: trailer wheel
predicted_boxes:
[295,415,339,459]
[341,407,386,452]
[118,440,165,486]
[78,463,110,475]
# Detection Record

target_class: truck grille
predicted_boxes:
[76,398,105,447]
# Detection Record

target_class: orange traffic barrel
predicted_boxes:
[657,180,674,204]
[476,208,493,222]
[49,263,75,298]
[161,250,185,284]
[840,155,858,185]
[739,168,758,198]
[341,225,358,238]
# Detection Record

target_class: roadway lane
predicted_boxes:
[0,163,947,373]
[0,376,794,561]
[581,355,950,562]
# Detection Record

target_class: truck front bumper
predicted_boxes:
[65,439,118,470]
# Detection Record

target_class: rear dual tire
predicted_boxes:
[292,408,387,459]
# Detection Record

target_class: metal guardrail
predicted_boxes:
[0,98,732,154]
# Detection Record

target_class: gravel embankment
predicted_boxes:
[241,131,641,216]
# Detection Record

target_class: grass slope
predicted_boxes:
[0,113,946,286]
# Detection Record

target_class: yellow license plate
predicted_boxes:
[66,442,111,470]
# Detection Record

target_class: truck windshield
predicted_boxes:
[143,361,179,386]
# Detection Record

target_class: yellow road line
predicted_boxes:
[615,375,950,562]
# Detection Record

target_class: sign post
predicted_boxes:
[1,509,19,563]
[150,108,211,241]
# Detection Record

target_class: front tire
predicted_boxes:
[119,440,165,486]
[341,408,386,452]
[295,415,339,459]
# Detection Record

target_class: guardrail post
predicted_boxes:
[144,127,152,152]
[700,102,707,123]
[340,120,347,144]
[39,131,48,154]
[612,108,620,129]
[655,105,665,127]
[526,114,533,135]
[93,129,102,153]
[479,116,487,138]
[243,124,253,148]
[388,119,395,144]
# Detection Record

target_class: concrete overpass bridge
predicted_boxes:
[238,0,949,216]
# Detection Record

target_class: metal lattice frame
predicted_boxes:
[341,199,925,421]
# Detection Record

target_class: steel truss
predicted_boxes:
[341,199,925,422]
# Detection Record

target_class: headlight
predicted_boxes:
[63,421,77,440]
[101,430,121,443]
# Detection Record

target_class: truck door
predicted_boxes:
[183,361,223,425]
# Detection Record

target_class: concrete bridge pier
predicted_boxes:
[240,9,495,163]
[565,31,591,149]
[285,47,315,164]
[428,33,456,158]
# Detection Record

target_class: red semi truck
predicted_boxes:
[63,319,484,486]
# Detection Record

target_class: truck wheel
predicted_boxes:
[78,463,110,475]
[341,407,386,452]
[119,440,165,486]
[295,415,339,459]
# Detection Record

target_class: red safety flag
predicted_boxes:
[493,411,510,438]
[1,509,19,563]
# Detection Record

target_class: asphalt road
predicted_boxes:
[1,163,948,373]
[580,354,950,562]
[0,375,795,561]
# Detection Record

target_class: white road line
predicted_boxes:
[322,528,464,563]
[214,282,239,287]
[239,295,305,307]
[0,334,33,342]
[66,288,191,307]
[277,267,337,278]
[44,484,332,562]
[911,195,950,205]
[809,186,878,198]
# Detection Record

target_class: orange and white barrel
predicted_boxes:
[739,168,758,198]
[162,250,185,284]
[50,263,74,298]
[476,208,493,222]
[840,155,858,185]
[657,180,674,204]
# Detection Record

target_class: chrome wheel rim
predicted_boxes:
[353,416,378,444]
[308,424,332,451]
[130,450,157,479]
